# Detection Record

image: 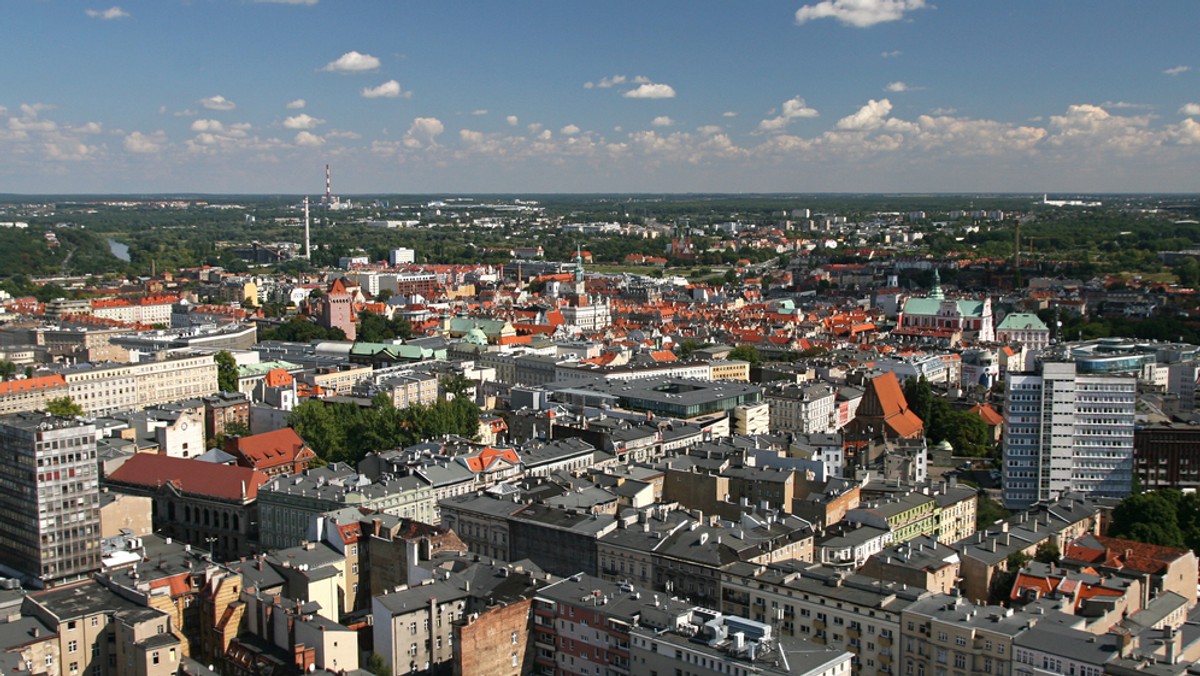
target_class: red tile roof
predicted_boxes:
[0,374,65,396]
[969,403,1004,427]
[1064,534,1191,575]
[107,453,267,502]
[230,428,315,471]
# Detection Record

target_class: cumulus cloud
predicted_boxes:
[506,115,519,126]
[1180,103,1200,116]
[881,50,902,58]
[191,119,225,132]
[722,111,738,118]
[286,99,306,109]
[758,96,819,132]
[835,99,894,131]
[1164,65,1191,76]
[294,131,323,146]
[652,116,674,127]
[283,114,325,130]
[321,51,381,73]
[1046,104,1157,153]
[560,124,581,136]
[199,95,236,111]
[885,81,909,92]
[796,0,928,28]
[124,130,165,154]
[624,83,676,99]
[585,75,627,89]
[403,117,444,148]
[85,6,129,20]
[361,80,407,99]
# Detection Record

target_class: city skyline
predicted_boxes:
[3,0,1199,194]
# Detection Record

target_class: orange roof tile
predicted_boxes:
[107,453,267,501]
[0,374,66,396]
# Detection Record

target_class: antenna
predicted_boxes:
[303,196,311,259]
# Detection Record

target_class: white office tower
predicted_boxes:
[1003,361,1136,510]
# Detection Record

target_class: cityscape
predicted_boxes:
[2,2,1200,676]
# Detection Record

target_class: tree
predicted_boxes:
[728,344,761,365]
[976,493,1011,530]
[46,397,84,417]
[366,653,391,676]
[0,360,16,381]
[215,350,239,392]
[1034,541,1060,564]
[676,338,700,360]
[1109,491,1185,549]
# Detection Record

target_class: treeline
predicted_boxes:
[288,393,480,466]
[904,377,993,457]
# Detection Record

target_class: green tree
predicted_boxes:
[1034,541,1060,564]
[976,493,1011,530]
[357,310,414,343]
[288,400,349,464]
[0,360,16,381]
[676,338,700,360]
[366,653,391,676]
[728,344,761,365]
[215,350,239,392]
[1109,491,1185,548]
[46,397,84,417]
[903,377,934,429]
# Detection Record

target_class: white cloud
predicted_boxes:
[1101,101,1152,110]
[722,111,738,118]
[560,124,581,136]
[929,107,957,115]
[199,95,236,111]
[624,83,676,99]
[885,81,909,92]
[191,119,224,132]
[283,114,325,130]
[362,80,406,99]
[124,131,165,154]
[585,75,627,89]
[322,51,381,73]
[1180,103,1200,116]
[1164,65,1191,76]
[837,99,893,131]
[403,117,444,148]
[325,129,361,140]
[286,99,306,110]
[85,6,129,20]
[697,125,723,135]
[796,0,927,28]
[758,96,819,132]
[881,50,902,58]
[1046,104,1156,153]
[471,109,488,116]
[506,115,519,126]
[294,131,323,147]
[652,116,674,127]
[173,109,197,117]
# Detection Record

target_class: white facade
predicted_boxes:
[388,247,416,266]
[765,384,836,434]
[1003,361,1136,510]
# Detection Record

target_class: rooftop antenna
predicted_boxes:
[303,196,311,259]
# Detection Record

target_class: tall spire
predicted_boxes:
[930,268,944,300]
[573,245,585,295]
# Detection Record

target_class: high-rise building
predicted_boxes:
[0,412,100,585]
[1003,361,1136,509]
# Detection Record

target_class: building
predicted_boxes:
[995,313,1051,352]
[318,277,356,341]
[103,453,266,561]
[224,427,317,477]
[0,374,69,416]
[0,412,100,586]
[1133,422,1200,492]
[202,390,250,442]
[764,382,836,434]
[63,354,219,416]
[895,271,995,343]
[1003,361,1136,509]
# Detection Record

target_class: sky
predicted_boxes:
[2,0,1199,194]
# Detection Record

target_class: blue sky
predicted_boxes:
[3,0,1199,194]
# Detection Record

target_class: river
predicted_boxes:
[107,238,131,262]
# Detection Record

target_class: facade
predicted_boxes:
[319,277,357,341]
[1003,361,1136,509]
[0,374,69,416]
[0,413,100,585]
[896,272,995,343]
[995,313,1051,352]
[63,355,218,416]
[1133,422,1200,491]
[764,382,836,434]
[202,390,250,442]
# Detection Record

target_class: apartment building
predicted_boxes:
[1003,361,1136,509]
[63,354,218,416]
[764,382,837,434]
[0,412,100,586]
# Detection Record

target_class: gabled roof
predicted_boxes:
[106,453,267,501]
[969,403,1003,427]
[230,428,314,470]
[0,374,65,396]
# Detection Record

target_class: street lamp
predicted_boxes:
[205,536,218,560]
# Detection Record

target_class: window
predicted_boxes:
[68,641,78,654]
[954,654,965,669]
[956,636,966,647]
[511,653,518,667]
[90,617,99,627]
[512,631,519,644]
[152,653,160,665]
